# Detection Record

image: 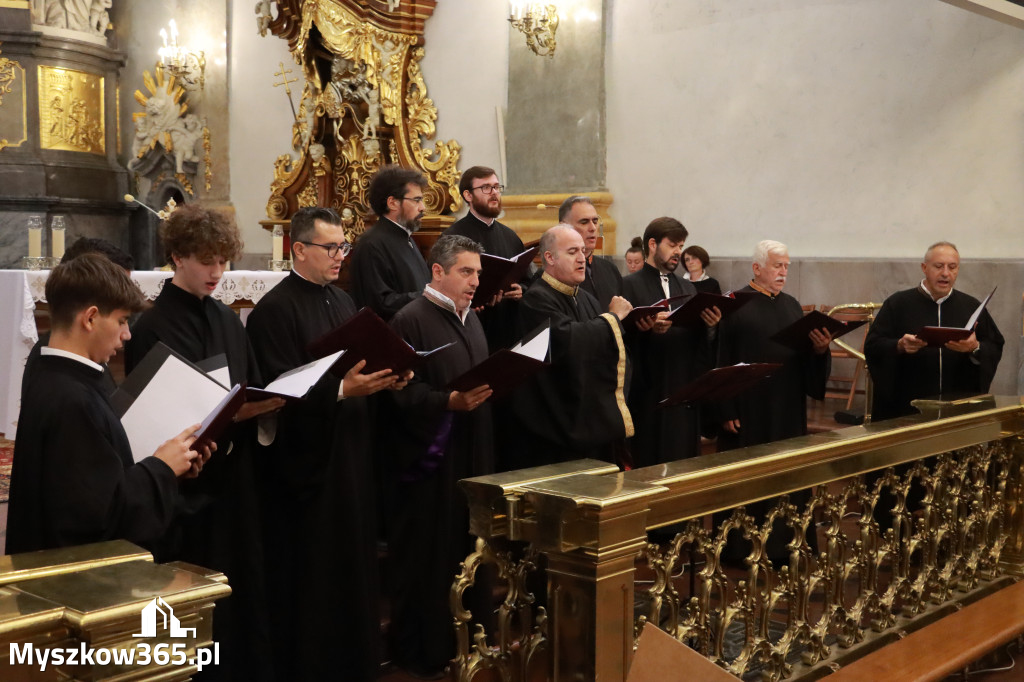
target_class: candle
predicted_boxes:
[27,216,42,258]
[51,216,66,260]
[272,225,284,261]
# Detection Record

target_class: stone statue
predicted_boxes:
[131,83,198,171]
[33,0,112,36]
[255,0,273,37]
[169,114,204,173]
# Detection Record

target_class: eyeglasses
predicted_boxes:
[299,241,351,258]
[402,196,425,205]
[471,184,504,195]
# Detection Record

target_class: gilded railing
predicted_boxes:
[453,395,1024,681]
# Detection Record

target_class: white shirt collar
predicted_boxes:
[424,284,469,324]
[40,346,104,372]
[920,279,952,304]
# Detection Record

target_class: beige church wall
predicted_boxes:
[605,0,1024,259]
[227,0,297,258]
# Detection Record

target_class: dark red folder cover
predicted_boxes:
[471,245,540,307]
[659,363,781,406]
[193,383,246,450]
[770,310,866,352]
[666,291,750,327]
[447,325,550,400]
[915,327,973,346]
[307,307,451,376]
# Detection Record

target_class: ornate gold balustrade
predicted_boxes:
[453,395,1024,681]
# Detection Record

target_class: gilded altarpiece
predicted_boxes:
[37,65,105,155]
[264,0,461,242]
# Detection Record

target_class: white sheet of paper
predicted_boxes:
[512,326,550,360]
[262,350,344,398]
[120,355,228,463]
[964,286,996,330]
[207,365,230,388]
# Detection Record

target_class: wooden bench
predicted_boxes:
[826,579,1024,681]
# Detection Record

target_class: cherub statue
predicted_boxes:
[169,114,204,173]
[255,0,273,37]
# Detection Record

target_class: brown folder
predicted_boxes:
[306,307,453,376]
[769,309,866,352]
[193,383,246,451]
[447,325,550,400]
[665,291,750,327]
[915,286,996,347]
[471,245,540,307]
[659,363,781,406]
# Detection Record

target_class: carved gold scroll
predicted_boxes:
[265,0,460,244]
[38,65,104,155]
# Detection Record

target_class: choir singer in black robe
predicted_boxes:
[386,234,495,678]
[124,204,281,682]
[247,207,405,681]
[349,164,432,320]
[864,241,1003,422]
[622,217,720,467]
[8,255,201,555]
[715,240,831,564]
[444,165,529,352]
[561,195,622,309]
[511,224,635,468]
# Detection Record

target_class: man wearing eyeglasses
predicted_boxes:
[349,164,432,320]
[247,206,405,681]
[560,195,622,310]
[444,166,530,353]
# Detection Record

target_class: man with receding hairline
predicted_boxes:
[560,195,622,310]
[865,241,1003,421]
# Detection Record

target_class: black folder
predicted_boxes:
[916,286,996,347]
[471,245,540,307]
[665,291,750,327]
[307,307,453,376]
[769,310,866,352]
[659,363,781,406]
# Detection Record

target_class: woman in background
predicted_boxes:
[683,244,721,294]
[624,237,644,274]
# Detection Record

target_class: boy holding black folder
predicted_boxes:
[386,234,494,678]
[7,255,202,554]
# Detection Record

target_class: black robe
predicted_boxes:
[245,272,380,682]
[444,212,529,352]
[509,273,633,468]
[22,331,116,403]
[690,275,722,295]
[716,285,830,451]
[582,254,623,310]
[349,216,431,320]
[714,285,830,563]
[125,280,269,682]
[864,287,1004,422]
[622,264,711,466]
[7,355,178,554]
[387,294,494,672]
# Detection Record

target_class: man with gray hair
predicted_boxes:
[510,224,635,468]
[714,240,832,565]
[560,195,622,309]
[864,241,1003,421]
[386,234,495,678]
[717,239,832,451]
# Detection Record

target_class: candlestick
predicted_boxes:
[27,216,42,259]
[51,216,66,261]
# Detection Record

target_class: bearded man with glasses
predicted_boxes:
[247,206,408,681]
[349,164,432,320]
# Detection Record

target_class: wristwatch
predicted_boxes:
[971,344,981,356]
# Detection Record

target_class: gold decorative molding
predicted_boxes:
[0,44,27,151]
[264,0,461,238]
[501,191,618,254]
[38,65,104,154]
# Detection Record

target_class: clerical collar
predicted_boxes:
[749,279,777,298]
[919,279,952,304]
[41,346,104,373]
[290,268,330,289]
[162,280,211,308]
[542,271,578,297]
[468,208,495,227]
[386,217,414,238]
[423,284,469,324]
